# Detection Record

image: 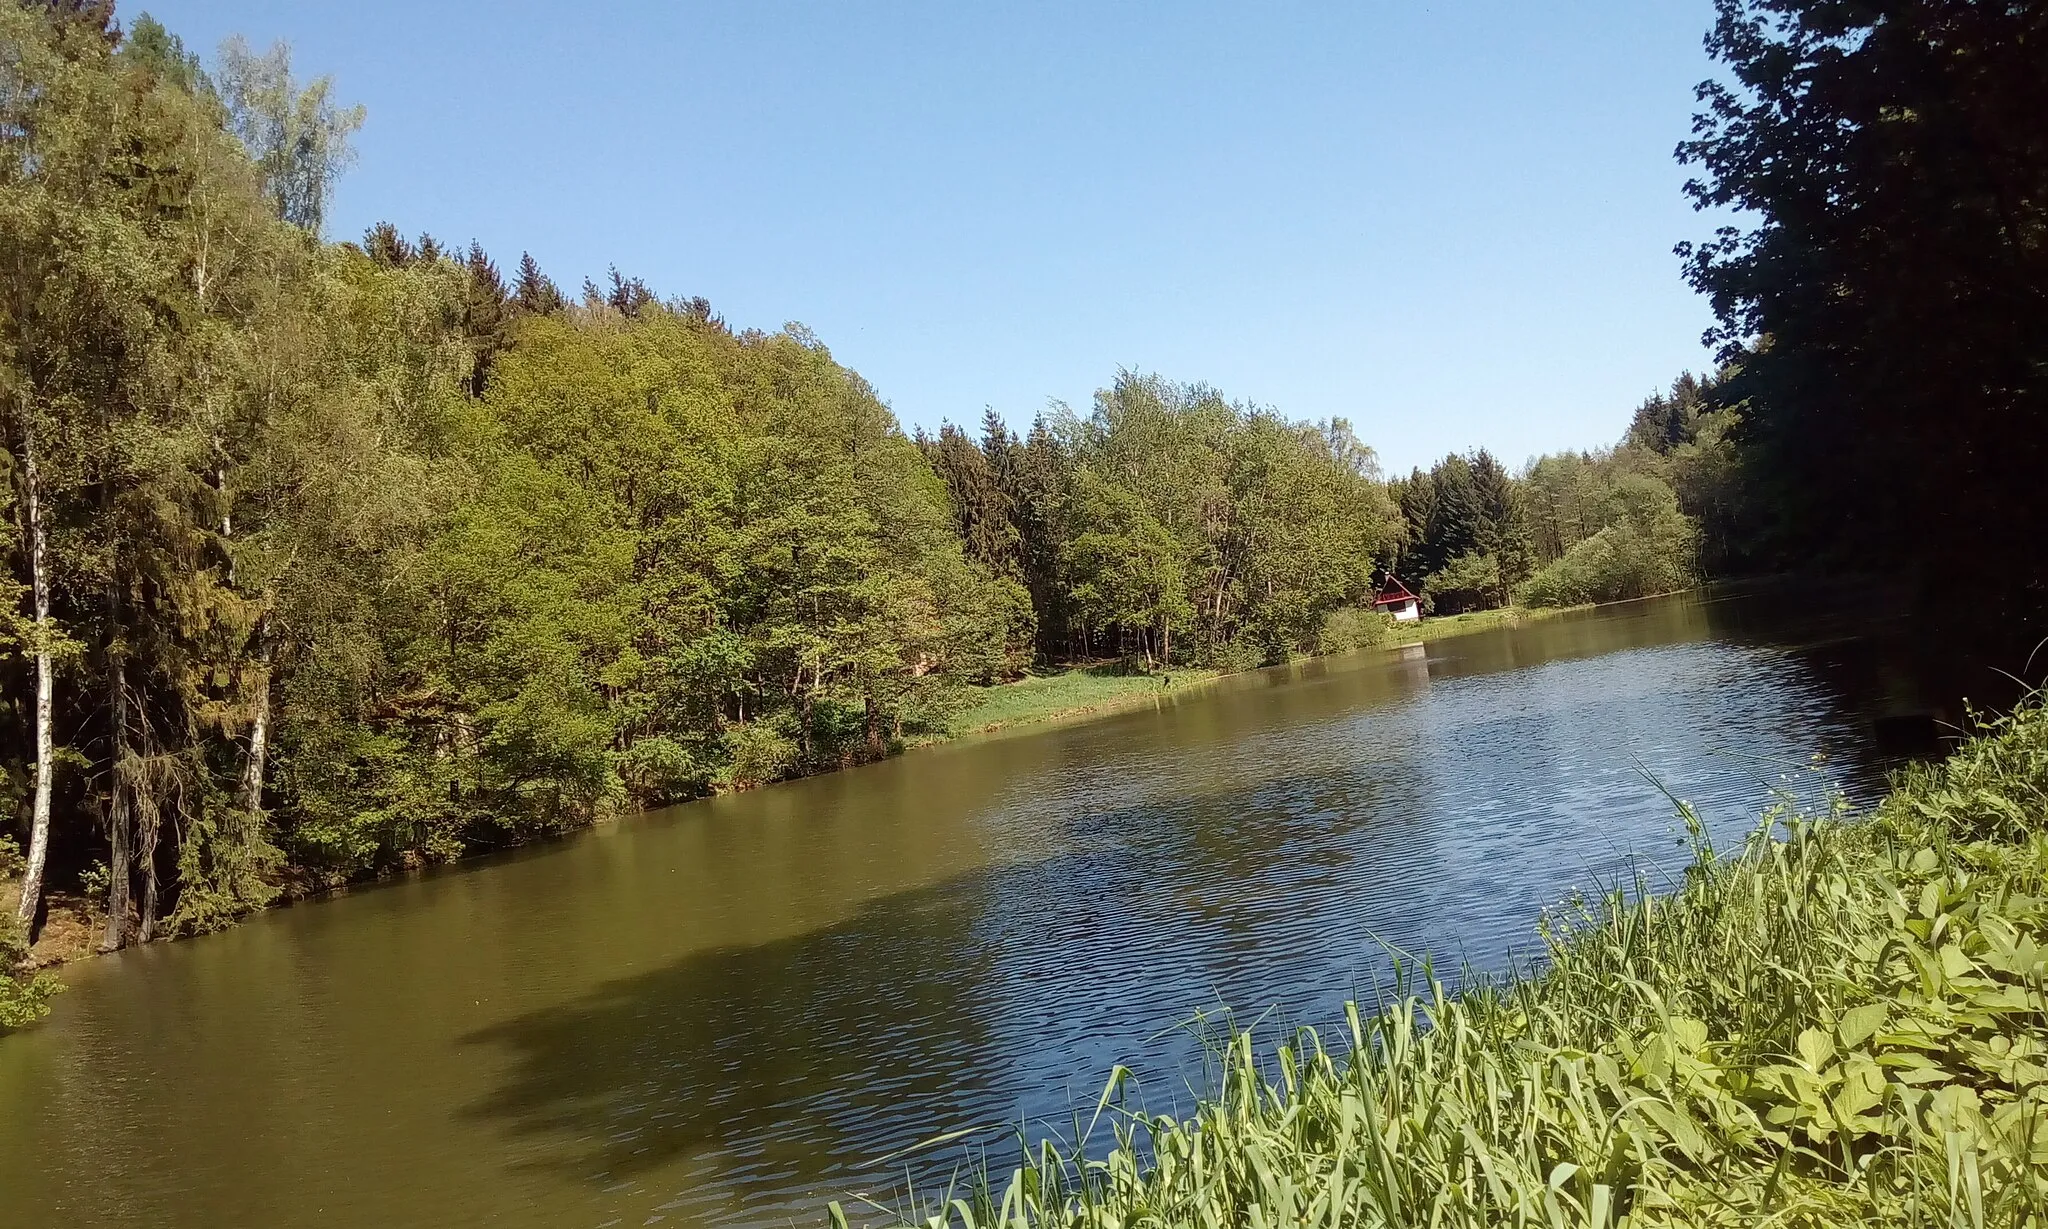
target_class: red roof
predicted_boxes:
[1372,578,1418,607]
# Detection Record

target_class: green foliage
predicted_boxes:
[1313,606,1389,656]
[1390,449,1530,611]
[871,699,2048,1229]
[0,838,57,1031]
[1520,474,1696,607]
[0,909,58,1032]
[1678,0,2048,608]
[940,374,1397,670]
[717,722,798,792]
[1421,550,1503,616]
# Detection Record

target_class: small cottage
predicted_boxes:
[1372,578,1422,623]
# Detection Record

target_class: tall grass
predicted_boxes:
[847,699,2048,1228]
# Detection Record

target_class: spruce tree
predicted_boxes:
[513,252,567,316]
[461,241,511,397]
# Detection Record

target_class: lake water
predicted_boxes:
[0,587,1996,1228]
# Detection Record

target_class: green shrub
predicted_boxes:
[0,920,56,1031]
[1521,474,1695,607]
[716,721,797,791]
[1422,550,1503,615]
[0,837,58,1032]
[616,735,709,805]
[1210,635,1268,674]
[1314,606,1390,655]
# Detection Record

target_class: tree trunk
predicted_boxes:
[239,614,273,818]
[15,420,54,933]
[103,634,132,951]
[136,719,161,944]
[863,688,884,760]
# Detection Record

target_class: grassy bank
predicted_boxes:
[940,601,1593,741]
[1394,601,1587,644]
[860,694,2048,1228]
[936,665,1226,739]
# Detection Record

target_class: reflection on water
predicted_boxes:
[0,588,2009,1228]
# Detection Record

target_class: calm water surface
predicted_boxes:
[0,589,1991,1228]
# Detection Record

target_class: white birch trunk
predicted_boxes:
[16,421,54,930]
[239,632,272,818]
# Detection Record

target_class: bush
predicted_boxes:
[1314,606,1390,655]
[616,735,709,806]
[1210,635,1268,674]
[1423,550,1504,615]
[716,721,797,791]
[0,836,58,1032]
[0,921,56,1031]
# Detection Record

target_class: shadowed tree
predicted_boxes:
[513,252,567,317]
[1678,0,2048,612]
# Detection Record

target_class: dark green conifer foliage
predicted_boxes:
[512,252,567,317]
[922,422,1018,575]
[119,14,207,92]
[361,222,415,268]
[461,241,511,397]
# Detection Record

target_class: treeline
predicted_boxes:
[14,0,1901,1012]
[0,2,1038,984]
[918,377,1397,671]
[1377,373,1732,615]
[0,1,1721,993]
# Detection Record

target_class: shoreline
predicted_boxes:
[877,690,2048,1228]
[929,602,1596,743]
[9,597,1609,979]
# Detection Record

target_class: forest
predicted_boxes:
[4,0,2041,1025]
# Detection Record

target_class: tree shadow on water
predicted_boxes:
[457,760,1443,1218]
[459,871,1005,1203]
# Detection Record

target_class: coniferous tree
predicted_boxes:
[921,422,1017,575]
[461,241,512,397]
[1012,415,1074,659]
[1468,449,1532,602]
[361,222,415,269]
[512,252,567,317]
[120,14,207,92]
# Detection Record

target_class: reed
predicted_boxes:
[848,697,2048,1228]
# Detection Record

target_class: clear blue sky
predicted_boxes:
[126,1,1726,474]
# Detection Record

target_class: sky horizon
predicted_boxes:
[127,1,1728,475]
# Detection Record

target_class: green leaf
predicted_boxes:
[1838,1003,1888,1049]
